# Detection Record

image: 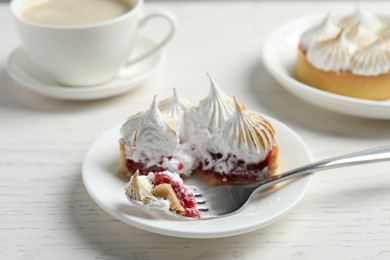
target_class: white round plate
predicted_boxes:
[6,33,165,101]
[82,116,313,238]
[262,11,390,119]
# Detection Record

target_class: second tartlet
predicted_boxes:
[296,6,390,100]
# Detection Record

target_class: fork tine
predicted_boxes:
[194,192,202,197]
[195,199,206,204]
[197,207,209,212]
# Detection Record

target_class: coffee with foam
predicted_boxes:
[20,0,133,26]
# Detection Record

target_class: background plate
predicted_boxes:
[262,12,390,119]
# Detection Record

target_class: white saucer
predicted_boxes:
[82,116,313,238]
[262,11,390,120]
[6,33,165,100]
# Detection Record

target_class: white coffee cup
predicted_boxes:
[11,0,176,86]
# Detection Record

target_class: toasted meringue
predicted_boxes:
[346,23,377,53]
[158,88,196,142]
[296,5,390,100]
[125,170,154,203]
[300,14,340,51]
[197,74,234,130]
[120,96,178,167]
[200,97,276,174]
[338,5,383,32]
[351,38,390,76]
[158,88,196,121]
[307,31,352,72]
[222,97,275,163]
[299,6,387,76]
[380,22,390,40]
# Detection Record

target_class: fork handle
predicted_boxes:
[260,145,390,189]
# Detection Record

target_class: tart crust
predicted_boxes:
[119,142,129,177]
[295,48,390,100]
[152,183,185,213]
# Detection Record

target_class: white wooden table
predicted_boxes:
[1,1,390,259]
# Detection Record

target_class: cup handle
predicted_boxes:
[126,11,177,65]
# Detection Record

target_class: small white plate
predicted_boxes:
[6,33,165,100]
[82,116,313,238]
[262,12,390,119]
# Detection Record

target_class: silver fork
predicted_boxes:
[194,146,390,219]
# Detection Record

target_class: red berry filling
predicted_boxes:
[152,172,200,218]
[198,149,276,183]
[126,146,277,184]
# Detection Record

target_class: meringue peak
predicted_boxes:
[206,74,227,101]
[207,73,222,97]
[158,88,196,120]
[307,29,352,72]
[299,13,340,51]
[120,96,178,165]
[346,22,377,52]
[380,22,390,40]
[233,96,245,114]
[172,87,179,100]
[351,38,390,76]
[125,170,154,203]
[141,96,160,122]
[141,96,175,132]
[198,75,234,129]
[168,88,180,105]
[222,97,275,161]
[339,5,383,32]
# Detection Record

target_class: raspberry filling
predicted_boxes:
[126,159,166,174]
[198,149,277,183]
[126,147,277,184]
[152,172,200,218]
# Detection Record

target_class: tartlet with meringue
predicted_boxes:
[295,6,390,100]
[119,76,279,217]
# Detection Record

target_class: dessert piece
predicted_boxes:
[119,75,278,185]
[295,5,390,100]
[195,96,278,184]
[125,170,200,218]
[119,96,178,177]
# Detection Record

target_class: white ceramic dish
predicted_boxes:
[6,33,164,101]
[82,116,313,238]
[262,12,390,120]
